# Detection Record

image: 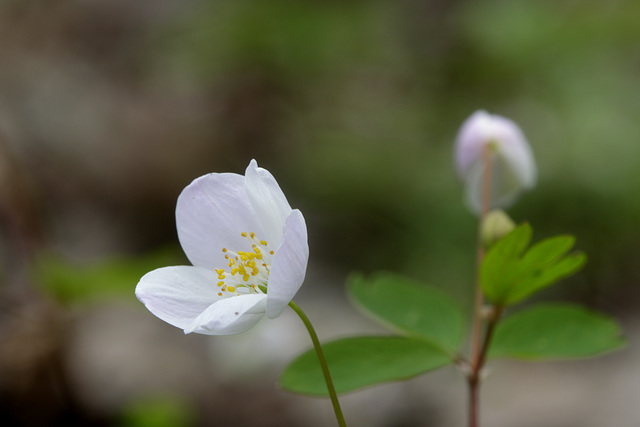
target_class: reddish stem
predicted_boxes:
[467,144,494,427]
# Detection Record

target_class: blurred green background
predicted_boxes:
[0,0,638,426]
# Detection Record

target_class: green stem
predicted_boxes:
[289,301,347,427]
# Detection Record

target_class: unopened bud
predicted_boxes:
[454,111,537,215]
[481,209,516,248]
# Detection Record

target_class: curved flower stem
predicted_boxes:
[289,301,347,427]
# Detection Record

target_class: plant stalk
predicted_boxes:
[467,144,494,427]
[289,301,347,427]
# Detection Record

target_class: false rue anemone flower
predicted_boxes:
[454,110,537,215]
[136,160,309,335]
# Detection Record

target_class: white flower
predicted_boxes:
[135,160,309,335]
[454,110,537,214]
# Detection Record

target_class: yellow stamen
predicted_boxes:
[214,231,274,296]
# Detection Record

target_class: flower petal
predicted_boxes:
[493,119,537,188]
[176,172,267,269]
[135,266,222,330]
[463,156,527,214]
[455,110,493,178]
[244,159,292,248]
[455,111,536,215]
[185,294,268,335]
[266,209,309,318]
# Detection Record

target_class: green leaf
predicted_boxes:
[347,273,465,353]
[504,252,587,305]
[481,223,532,303]
[489,303,625,359]
[279,336,452,396]
[519,235,575,271]
[481,225,586,306]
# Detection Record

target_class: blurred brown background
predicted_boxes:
[0,0,639,426]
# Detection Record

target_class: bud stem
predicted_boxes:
[468,144,494,427]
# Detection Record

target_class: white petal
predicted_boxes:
[266,209,309,318]
[185,294,267,335]
[492,117,537,188]
[464,156,527,214]
[176,172,267,269]
[454,110,493,179]
[455,111,536,215]
[244,159,292,248]
[135,266,222,330]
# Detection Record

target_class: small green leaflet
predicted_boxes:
[347,273,466,354]
[279,336,452,396]
[489,303,625,359]
[481,223,586,306]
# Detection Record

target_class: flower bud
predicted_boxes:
[454,111,536,215]
[481,209,516,248]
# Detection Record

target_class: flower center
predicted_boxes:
[215,232,275,297]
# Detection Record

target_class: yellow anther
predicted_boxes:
[212,232,272,296]
[218,292,223,296]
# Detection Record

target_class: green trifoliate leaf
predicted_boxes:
[347,273,465,354]
[279,336,452,396]
[481,224,585,306]
[489,303,625,359]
